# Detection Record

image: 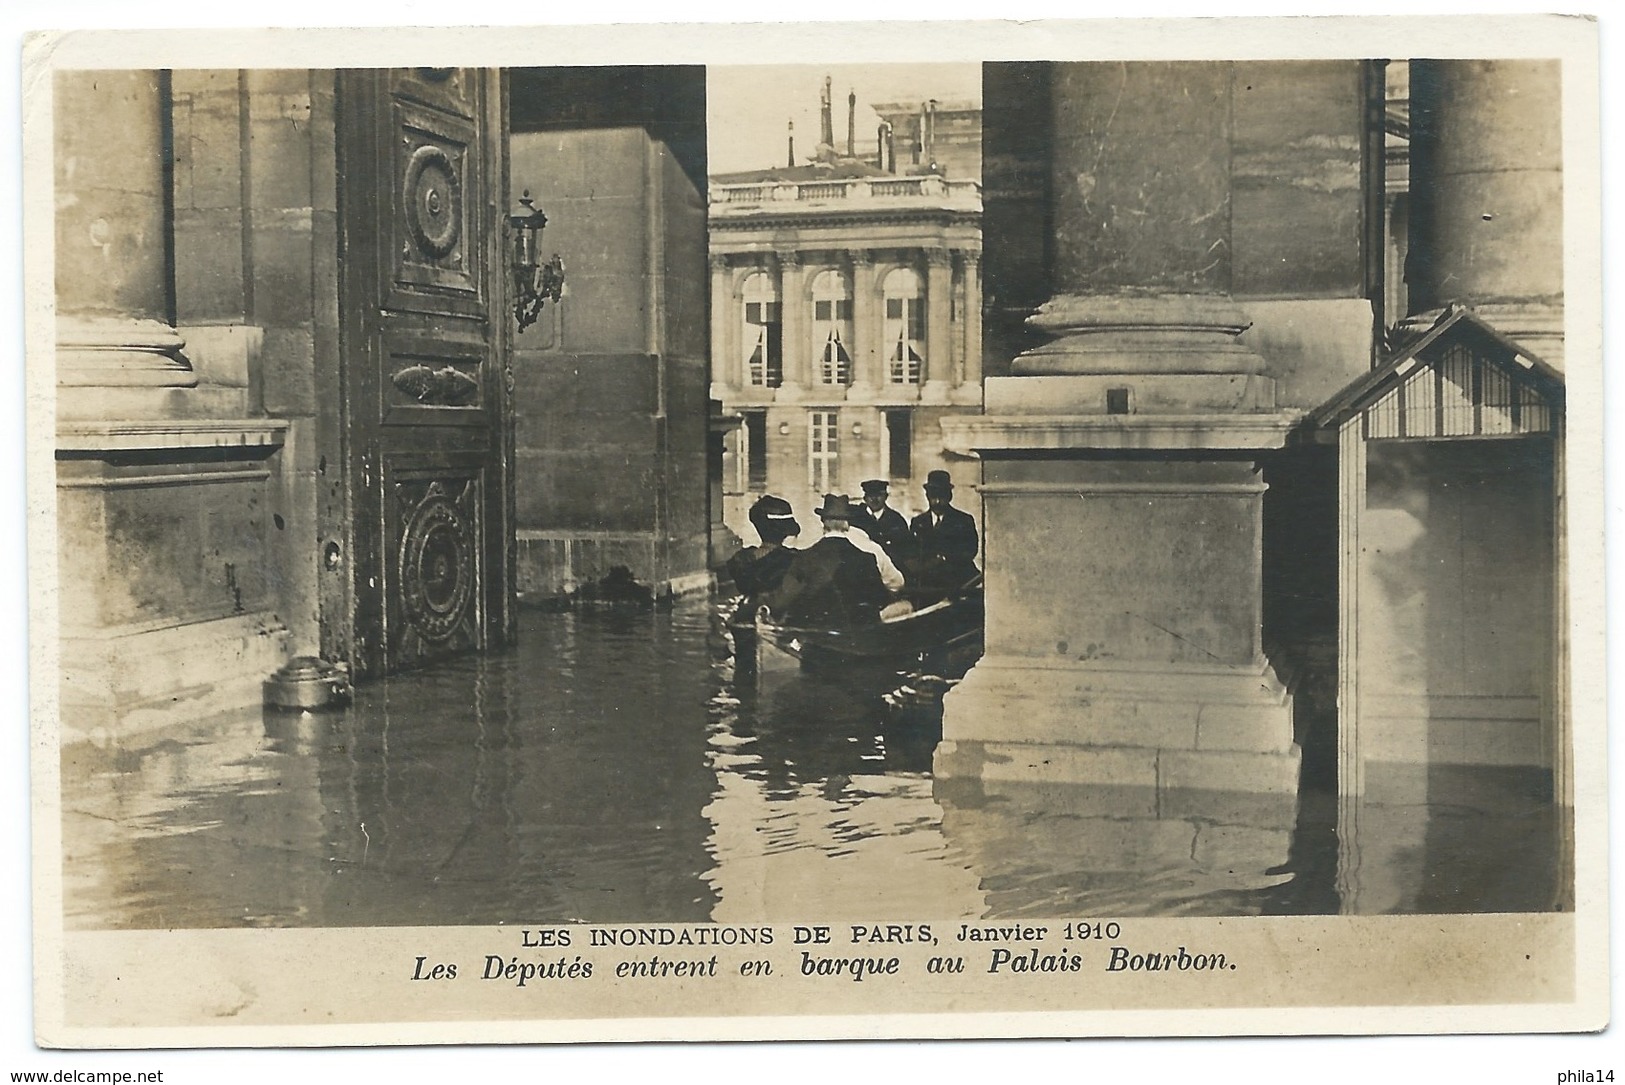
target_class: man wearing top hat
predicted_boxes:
[908,470,980,599]
[768,494,901,628]
[851,479,912,561]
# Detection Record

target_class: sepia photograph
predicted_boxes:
[12,5,1612,1071]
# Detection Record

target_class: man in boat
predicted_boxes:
[907,470,980,600]
[851,479,912,561]
[767,494,902,628]
[726,495,801,608]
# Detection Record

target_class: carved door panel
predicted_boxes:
[332,69,514,679]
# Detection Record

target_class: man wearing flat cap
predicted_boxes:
[908,470,980,599]
[768,494,900,628]
[851,479,912,560]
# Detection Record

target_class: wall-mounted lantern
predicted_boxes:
[510,190,565,332]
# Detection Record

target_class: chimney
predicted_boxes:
[787,119,794,168]
[847,89,856,156]
[926,99,939,171]
[820,76,835,150]
[876,123,886,170]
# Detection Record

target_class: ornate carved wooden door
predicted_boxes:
[331,69,514,678]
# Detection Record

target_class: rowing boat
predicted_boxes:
[735,582,983,675]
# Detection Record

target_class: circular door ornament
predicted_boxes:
[404,144,463,260]
[398,490,475,642]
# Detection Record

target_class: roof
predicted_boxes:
[871,99,981,115]
[711,161,890,185]
[1311,305,1564,431]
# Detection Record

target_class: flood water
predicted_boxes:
[60,597,1568,929]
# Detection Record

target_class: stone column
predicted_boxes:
[708,254,734,395]
[1405,60,1563,367]
[775,249,807,400]
[922,248,954,404]
[847,249,881,401]
[1013,63,1273,408]
[54,70,191,397]
[959,249,983,401]
[938,61,1302,803]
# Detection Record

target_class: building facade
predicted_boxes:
[709,87,985,543]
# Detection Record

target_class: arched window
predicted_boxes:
[883,267,925,385]
[810,269,853,386]
[741,272,782,388]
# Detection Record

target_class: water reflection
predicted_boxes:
[703,651,987,921]
[1335,765,1567,915]
[59,597,1567,929]
[934,780,1311,918]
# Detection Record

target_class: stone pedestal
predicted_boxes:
[938,661,1297,793]
[57,421,291,742]
[941,393,1302,796]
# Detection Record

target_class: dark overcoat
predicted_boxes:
[767,536,888,627]
[907,504,980,595]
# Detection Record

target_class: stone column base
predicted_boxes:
[61,611,291,745]
[936,656,1301,795]
[56,315,193,387]
[1011,293,1281,412]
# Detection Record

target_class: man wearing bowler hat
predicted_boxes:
[768,494,899,628]
[852,479,912,560]
[909,470,979,599]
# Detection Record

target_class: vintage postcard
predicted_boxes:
[18,11,1610,1063]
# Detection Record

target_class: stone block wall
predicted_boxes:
[510,125,710,602]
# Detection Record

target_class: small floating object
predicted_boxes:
[263,656,352,711]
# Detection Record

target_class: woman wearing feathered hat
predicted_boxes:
[725,494,802,607]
